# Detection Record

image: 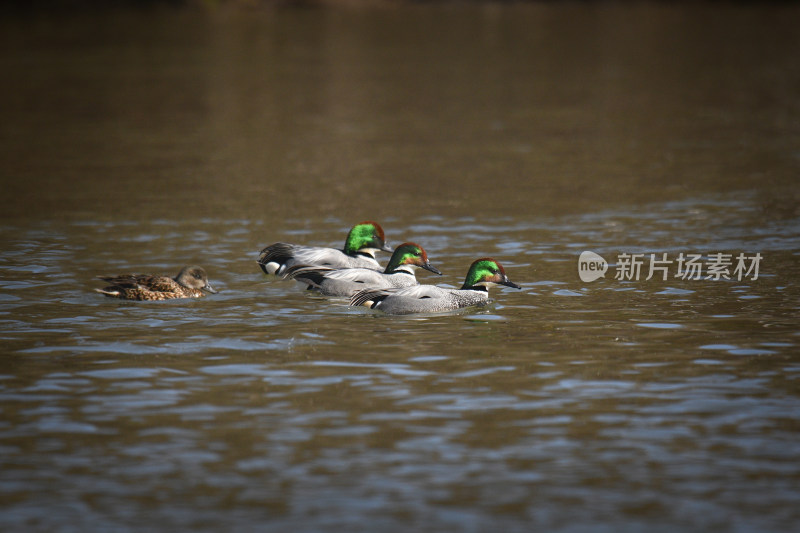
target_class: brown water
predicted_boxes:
[1,3,799,532]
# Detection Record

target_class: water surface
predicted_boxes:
[1,3,799,532]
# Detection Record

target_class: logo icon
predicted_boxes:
[578,251,608,282]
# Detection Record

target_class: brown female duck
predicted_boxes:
[95,265,217,301]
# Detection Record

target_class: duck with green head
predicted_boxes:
[350,258,520,315]
[257,221,392,276]
[285,242,442,297]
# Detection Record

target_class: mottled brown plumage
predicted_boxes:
[95,265,217,301]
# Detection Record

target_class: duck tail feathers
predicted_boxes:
[350,287,390,308]
[283,265,332,288]
[94,288,120,297]
[257,243,295,275]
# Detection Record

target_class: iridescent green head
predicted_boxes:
[461,258,521,291]
[384,242,442,275]
[343,221,393,257]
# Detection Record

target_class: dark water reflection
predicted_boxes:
[2,3,799,223]
[1,3,800,532]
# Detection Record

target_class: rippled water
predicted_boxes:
[2,2,800,532]
[2,193,799,531]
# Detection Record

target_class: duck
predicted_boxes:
[257,221,392,276]
[350,258,520,315]
[284,242,442,297]
[95,265,218,301]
